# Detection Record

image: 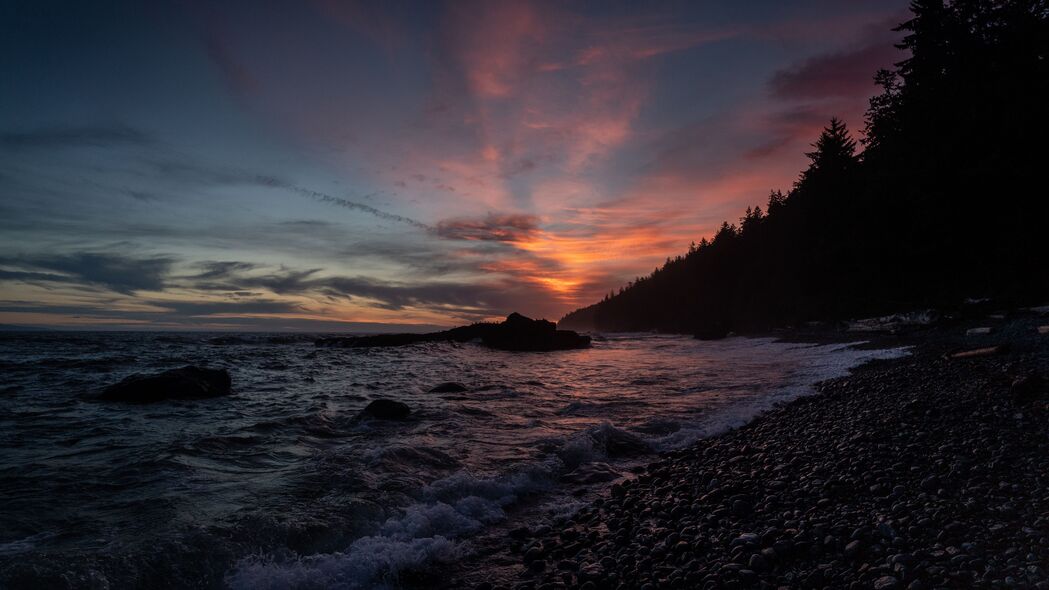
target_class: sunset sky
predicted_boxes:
[0,0,909,330]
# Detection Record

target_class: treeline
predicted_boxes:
[560,0,1049,334]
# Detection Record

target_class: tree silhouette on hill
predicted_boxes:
[560,0,1049,334]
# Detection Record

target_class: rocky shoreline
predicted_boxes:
[445,313,1049,590]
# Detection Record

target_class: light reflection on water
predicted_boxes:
[0,331,908,588]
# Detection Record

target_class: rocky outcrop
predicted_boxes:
[98,366,231,403]
[316,313,591,352]
[481,313,591,351]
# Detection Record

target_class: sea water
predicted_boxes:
[0,331,908,588]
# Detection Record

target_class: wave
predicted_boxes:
[226,421,653,589]
[228,465,557,589]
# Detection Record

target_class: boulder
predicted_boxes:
[361,399,411,419]
[99,366,231,403]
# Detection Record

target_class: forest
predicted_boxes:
[559,0,1049,334]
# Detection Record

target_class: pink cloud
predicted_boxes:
[770,41,900,100]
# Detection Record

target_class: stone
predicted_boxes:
[98,366,231,403]
[360,399,411,419]
[874,575,900,590]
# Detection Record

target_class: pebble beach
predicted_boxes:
[451,313,1049,590]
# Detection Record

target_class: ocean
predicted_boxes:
[0,331,908,588]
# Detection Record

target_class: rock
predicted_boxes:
[731,499,752,517]
[920,476,940,492]
[845,540,864,557]
[695,325,730,341]
[524,546,544,563]
[360,399,411,419]
[732,533,759,547]
[589,426,650,458]
[98,366,231,402]
[874,575,900,590]
[429,382,469,393]
[748,553,769,571]
[206,335,251,345]
[966,327,993,336]
[1009,373,1046,405]
[482,313,591,352]
[316,312,590,352]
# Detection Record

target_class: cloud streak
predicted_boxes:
[257,176,431,230]
[0,125,154,150]
[0,252,175,294]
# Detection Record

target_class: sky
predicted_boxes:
[0,0,910,331]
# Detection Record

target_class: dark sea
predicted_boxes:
[0,331,908,589]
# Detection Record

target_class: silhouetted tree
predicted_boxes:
[560,2,1048,335]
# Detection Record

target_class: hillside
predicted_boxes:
[560,1,1049,334]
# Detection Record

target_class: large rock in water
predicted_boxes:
[482,312,591,351]
[315,312,590,352]
[99,366,231,403]
[360,399,411,419]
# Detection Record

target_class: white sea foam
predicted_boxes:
[229,462,560,589]
[651,341,910,450]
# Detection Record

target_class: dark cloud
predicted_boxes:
[769,19,903,101]
[184,265,493,312]
[500,158,538,178]
[237,268,323,295]
[0,125,154,150]
[436,213,540,242]
[173,261,543,315]
[256,176,432,230]
[0,299,447,332]
[744,104,833,160]
[0,269,76,284]
[0,252,176,294]
[156,299,302,316]
[187,261,259,281]
[115,154,433,231]
[202,35,260,98]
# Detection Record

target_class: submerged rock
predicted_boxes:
[316,312,591,352]
[360,399,411,419]
[429,382,469,393]
[98,366,231,403]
